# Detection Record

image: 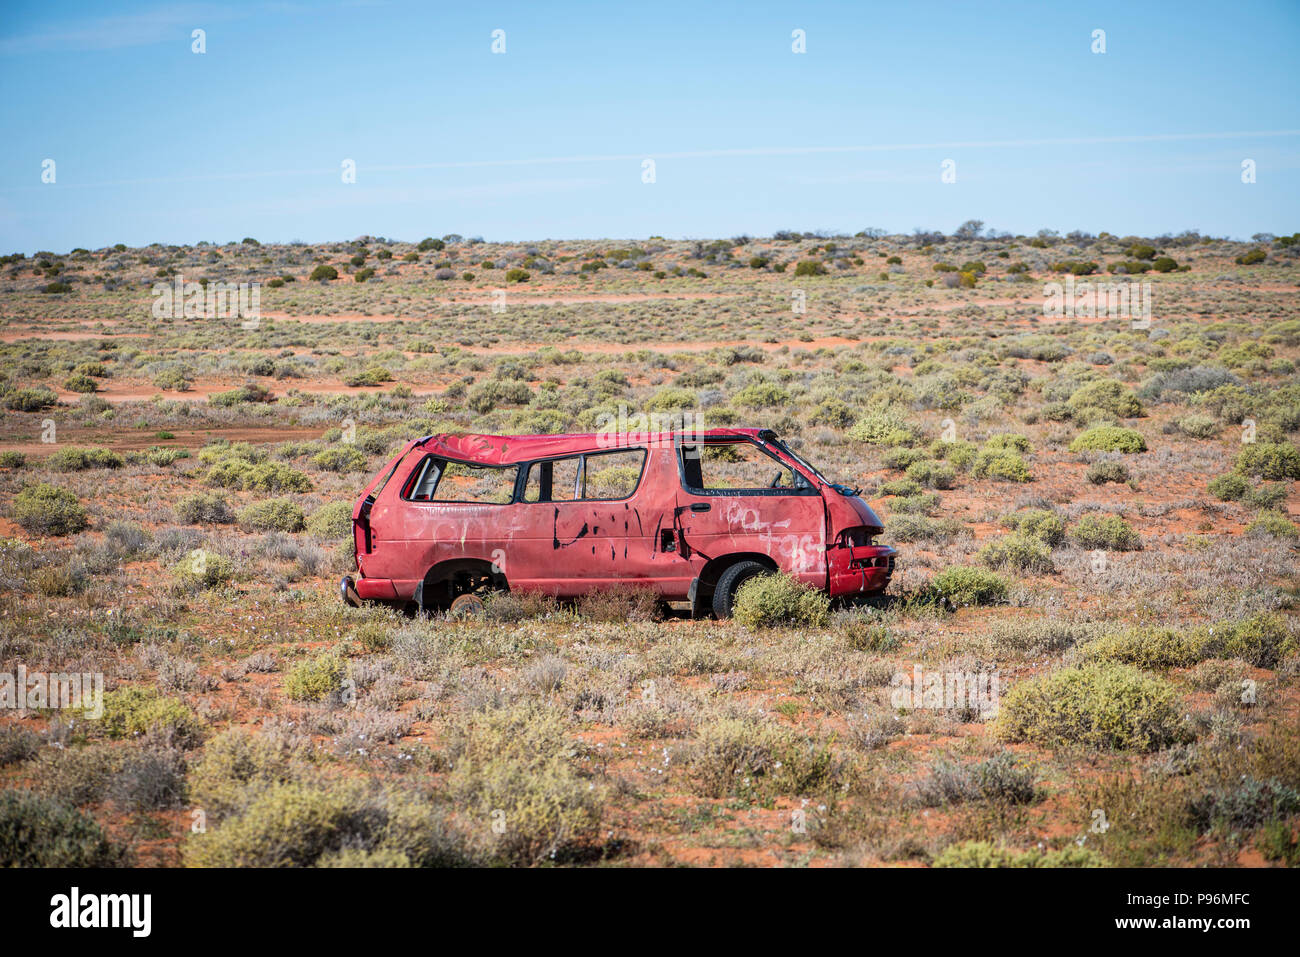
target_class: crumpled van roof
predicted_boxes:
[410,428,766,465]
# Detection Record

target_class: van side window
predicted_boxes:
[680,441,801,492]
[584,449,645,499]
[404,457,517,503]
[523,449,646,502]
[523,456,581,502]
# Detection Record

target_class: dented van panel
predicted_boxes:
[343,428,895,616]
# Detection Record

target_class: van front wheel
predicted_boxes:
[712,560,769,619]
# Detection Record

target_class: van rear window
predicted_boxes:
[403,456,517,503]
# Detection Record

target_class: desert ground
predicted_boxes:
[1,228,1297,867]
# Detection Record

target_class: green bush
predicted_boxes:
[0,451,25,469]
[0,792,125,867]
[11,483,88,536]
[237,498,305,532]
[467,378,532,413]
[172,548,235,589]
[505,268,530,283]
[971,448,1031,482]
[1207,473,1249,501]
[1235,442,1300,480]
[977,534,1054,574]
[47,446,124,471]
[206,458,312,493]
[1081,626,1211,669]
[1152,256,1178,273]
[175,491,234,524]
[925,566,1008,607]
[1001,509,1066,546]
[882,446,926,471]
[445,702,601,864]
[996,663,1186,751]
[932,840,1105,868]
[284,653,344,702]
[1218,612,1298,668]
[1176,413,1220,438]
[63,373,98,393]
[343,366,394,388]
[886,513,962,542]
[101,686,202,746]
[1245,483,1287,510]
[731,382,792,409]
[209,383,275,406]
[1070,514,1141,551]
[1245,510,1299,539]
[307,501,353,538]
[1071,382,1144,418]
[848,409,914,446]
[1069,427,1147,453]
[1086,461,1129,485]
[905,459,957,489]
[687,716,840,801]
[984,433,1032,454]
[732,573,831,628]
[1235,248,1268,266]
[185,779,464,868]
[2,386,58,411]
[311,446,368,473]
[309,265,338,281]
[188,729,297,823]
[793,261,826,277]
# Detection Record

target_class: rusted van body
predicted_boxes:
[344,428,895,617]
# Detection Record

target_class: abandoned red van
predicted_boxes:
[342,428,895,618]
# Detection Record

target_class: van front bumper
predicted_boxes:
[827,544,896,597]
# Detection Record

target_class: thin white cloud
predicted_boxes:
[4,129,1297,191]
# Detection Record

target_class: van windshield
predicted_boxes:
[767,437,832,485]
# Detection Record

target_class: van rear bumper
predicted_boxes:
[346,576,420,602]
[827,545,895,597]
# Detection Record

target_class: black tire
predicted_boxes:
[711,560,769,619]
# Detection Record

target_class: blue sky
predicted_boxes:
[1,0,1297,252]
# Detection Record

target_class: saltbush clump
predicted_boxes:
[306,501,354,539]
[1086,461,1129,485]
[175,492,235,524]
[732,573,831,628]
[284,653,345,702]
[1001,509,1065,546]
[971,447,1031,482]
[1234,442,1300,480]
[171,549,235,589]
[237,498,305,533]
[1069,427,1147,453]
[101,687,202,747]
[444,702,601,864]
[47,447,124,471]
[977,533,1054,574]
[312,447,368,473]
[1071,514,1141,551]
[1067,380,1142,418]
[996,663,1186,751]
[11,484,88,536]
[0,792,126,867]
[932,840,1105,868]
[925,566,1008,607]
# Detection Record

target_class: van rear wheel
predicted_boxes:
[712,560,769,619]
[449,593,487,620]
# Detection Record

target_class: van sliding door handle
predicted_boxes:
[690,503,711,512]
